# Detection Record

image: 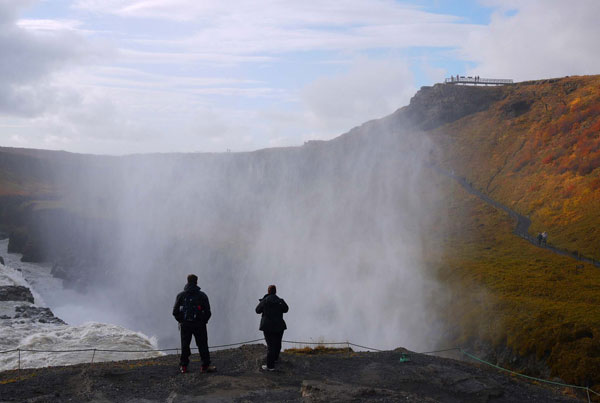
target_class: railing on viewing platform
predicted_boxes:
[444,76,513,86]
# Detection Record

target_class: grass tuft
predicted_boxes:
[284,346,353,355]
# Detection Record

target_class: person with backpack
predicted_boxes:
[172,274,215,374]
[255,284,289,371]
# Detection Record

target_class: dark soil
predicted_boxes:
[0,344,581,402]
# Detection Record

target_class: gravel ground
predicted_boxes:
[0,344,582,402]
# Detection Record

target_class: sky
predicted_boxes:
[0,0,599,155]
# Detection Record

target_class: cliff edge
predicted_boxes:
[0,344,581,402]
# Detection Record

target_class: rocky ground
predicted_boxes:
[0,344,582,402]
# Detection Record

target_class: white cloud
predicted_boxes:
[17,18,83,31]
[82,66,269,95]
[75,0,484,59]
[302,58,416,135]
[3,0,599,155]
[0,64,286,154]
[462,0,600,80]
[0,2,99,117]
[75,0,456,24]
[116,48,274,65]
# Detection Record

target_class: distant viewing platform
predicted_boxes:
[444,76,514,86]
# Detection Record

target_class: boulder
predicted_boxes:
[0,285,34,303]
[14,305,66,324]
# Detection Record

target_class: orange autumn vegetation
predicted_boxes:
[421,75,600,397]
[430,75,600,260]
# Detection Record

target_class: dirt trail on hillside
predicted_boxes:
[0,344,580,402]
[436,166,600,268]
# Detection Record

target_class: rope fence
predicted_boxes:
[0,340,264,356]
[1,339,598,400]
[420,347,599,402]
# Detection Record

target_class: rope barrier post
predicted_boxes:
[586,387,590,403]
[91,349,96,364]
[588,387,600,399]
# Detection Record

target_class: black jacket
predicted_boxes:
[255,294,288,332]
[172,283,212,324]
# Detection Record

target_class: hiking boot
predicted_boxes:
[200,365,216,373]
[261,365,275,372]
[179,365,187,374]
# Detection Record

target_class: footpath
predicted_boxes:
[436,166,600,268]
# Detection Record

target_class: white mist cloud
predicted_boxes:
[50,114,445,351]
[462,0,600,80]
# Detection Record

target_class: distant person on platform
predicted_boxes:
[256,284,289,371]
[172,274,215,374]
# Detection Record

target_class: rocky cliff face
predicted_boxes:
[397,83,506,130]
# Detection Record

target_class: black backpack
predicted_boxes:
[181,292,205,322]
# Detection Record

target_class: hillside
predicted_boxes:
[423,169,600,392]
[415,76,600,393]
[428,75,600,258]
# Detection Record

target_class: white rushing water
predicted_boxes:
[0,239,161,371]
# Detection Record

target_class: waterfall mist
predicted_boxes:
[52,117,446,351]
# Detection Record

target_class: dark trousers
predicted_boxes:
[264,330,284,368]
[180,321,210,367]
